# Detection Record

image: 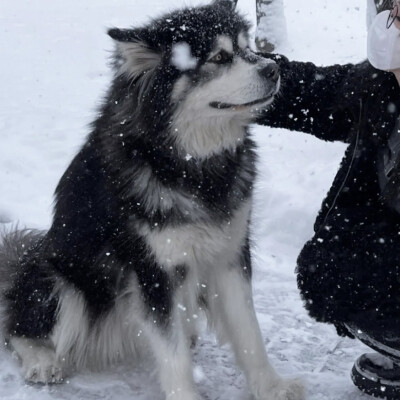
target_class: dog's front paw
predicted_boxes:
[267,378,305,400]
[24,362,64,384]
[21,348,64,384]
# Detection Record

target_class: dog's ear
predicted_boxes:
[108,28,161,79]
[212,0,238,11]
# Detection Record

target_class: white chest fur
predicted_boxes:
[135,201,251,271]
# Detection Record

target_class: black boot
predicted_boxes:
[352,353,400,399]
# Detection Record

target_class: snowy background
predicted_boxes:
[0,0,375,399]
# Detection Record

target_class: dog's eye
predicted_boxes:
[208,51,233,65]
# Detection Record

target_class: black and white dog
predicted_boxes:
[0,1,303,399]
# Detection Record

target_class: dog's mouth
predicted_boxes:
[209,84,279,111]
[209,95,274,110]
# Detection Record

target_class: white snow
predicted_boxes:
[0,0,376,399]
[171,42,198,71]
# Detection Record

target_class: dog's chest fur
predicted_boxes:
[135,200,251,271]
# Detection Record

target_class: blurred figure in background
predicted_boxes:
[255,0,287,52]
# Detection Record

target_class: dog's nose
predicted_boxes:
[259,63,280,82]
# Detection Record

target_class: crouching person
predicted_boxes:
[258,3,400,398]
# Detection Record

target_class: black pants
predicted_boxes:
[297,208,400,333]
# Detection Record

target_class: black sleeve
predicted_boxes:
[257,54,373,143]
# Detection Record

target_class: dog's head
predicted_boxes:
[109,0,280,157]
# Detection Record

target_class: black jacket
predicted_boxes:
[258,55,400,333]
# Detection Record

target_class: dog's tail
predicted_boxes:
[0,228,44,290]
[0,228,45,298]
[0,228,45,337]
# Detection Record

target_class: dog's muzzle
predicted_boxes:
[209,59,280,111]
[258,62,280,83]
[209,64,280,110]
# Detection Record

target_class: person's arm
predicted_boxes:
[258,55,379,143]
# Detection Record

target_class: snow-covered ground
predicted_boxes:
[0,0,374,399]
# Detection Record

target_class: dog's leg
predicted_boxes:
[144,308,199,400]
[10,337,64,384]
[138,263,199,400]
[181,282,199,349]
[209,266,304,400]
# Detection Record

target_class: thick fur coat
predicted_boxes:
[259,55,400,334]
